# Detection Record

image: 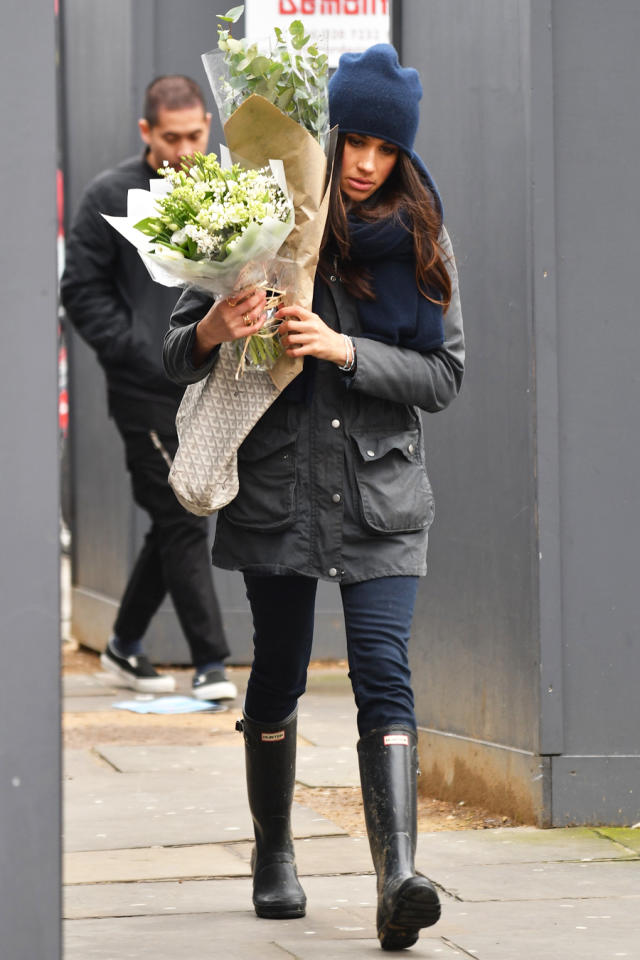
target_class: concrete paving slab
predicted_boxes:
[432,857,640,902]
[64,841,249,884]
[64,910,449,959]
[439,896,640,960]
[64,749,118,781]
[416,826,636,868]
[63,695,190,714]
[295,746,360,787]
[64,873,377,919]
[64,774,344,851]
[95,744,245,775]
[64,912,374,958]
[64,668,248,697]
[64,918,294,960]
[95,743,360,787]
[65,835,372,885]
[64,766,247,800]
[63,674,120,697]
[298,693,358,747]
[595,826,640,855]
[233,835,374,877]
[63,695,122,714]
[274,940,459,958]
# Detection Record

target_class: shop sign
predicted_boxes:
[245,0,391,68]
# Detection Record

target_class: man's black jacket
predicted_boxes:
[61,154,184,422]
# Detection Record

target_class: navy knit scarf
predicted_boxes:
[347,210,444,352]
[282,208,444,404]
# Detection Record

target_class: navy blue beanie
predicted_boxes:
[329,44,421,156]
[329,44,442,217]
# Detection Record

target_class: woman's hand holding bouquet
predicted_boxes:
[192,287,267,368]
[277,305,350,367]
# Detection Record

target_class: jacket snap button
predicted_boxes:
[330,275,337,282]
[331,418,340,428]
[408,443,415,454]
[332,493,341,503]
[367,449,375,457]
[328,567,338,577]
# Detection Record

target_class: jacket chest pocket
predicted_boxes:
[351,429,435,535]
[223,428,298,532]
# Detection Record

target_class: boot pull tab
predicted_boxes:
[235,719,245,733]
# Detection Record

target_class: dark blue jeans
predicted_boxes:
[243,574,418,736]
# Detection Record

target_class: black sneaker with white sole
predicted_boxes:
[192,668,237,702]
[100,643,176,693]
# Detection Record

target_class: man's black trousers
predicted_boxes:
[110,406,228,668]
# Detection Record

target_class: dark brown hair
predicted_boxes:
[319,135,452,311]
[143,76,206,128]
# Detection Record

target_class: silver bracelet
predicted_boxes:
[338,334,356,372]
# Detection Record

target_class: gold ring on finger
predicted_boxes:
[242,312,252,326]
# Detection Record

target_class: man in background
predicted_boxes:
[62,75,236,702]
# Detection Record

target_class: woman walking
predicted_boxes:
[164,43,464,951]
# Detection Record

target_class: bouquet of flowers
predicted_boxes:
[103,151,294,373]
[136,152,293,269]
[201,6,336,391]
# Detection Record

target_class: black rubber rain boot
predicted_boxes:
[237,709,306,919]
[358,725,441,950]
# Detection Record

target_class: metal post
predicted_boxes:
[0,0,61,956]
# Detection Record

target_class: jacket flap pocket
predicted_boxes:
[352,429,421,465]
[350,428,433,535]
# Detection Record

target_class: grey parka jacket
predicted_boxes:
[163,228,464,584]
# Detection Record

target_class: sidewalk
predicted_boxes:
[63,664,640,960]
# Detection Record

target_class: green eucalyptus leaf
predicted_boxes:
[254,78,274,97]
[276,87,294,110]
[248,55,271,76]
[217,5,244,23]
[216,9,328,144]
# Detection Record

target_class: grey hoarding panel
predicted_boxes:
[404,0,640,824]
[551,0,640,759]
[404,0,539,755]
[0,2,61,956]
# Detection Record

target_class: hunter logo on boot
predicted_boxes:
[261,730,285,742]
[383,733,410,746]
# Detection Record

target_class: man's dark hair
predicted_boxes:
[143,75,207,127]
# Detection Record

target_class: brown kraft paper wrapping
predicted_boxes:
[224,95,334,392]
